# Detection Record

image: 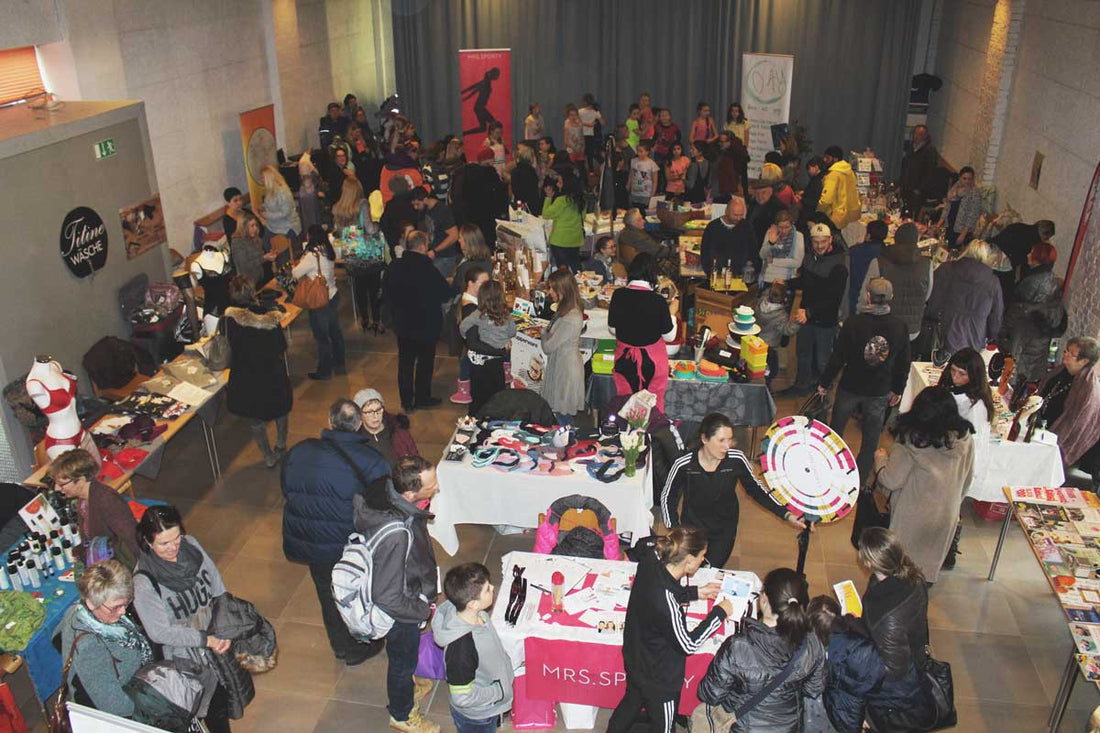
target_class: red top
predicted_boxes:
[27,374,77,414]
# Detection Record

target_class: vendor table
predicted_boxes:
[430,436,654,556]
[898,361,1064,503]
[588,375,776,427]
[987,487,1100,732]
[491,551,760,729]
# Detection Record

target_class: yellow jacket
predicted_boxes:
[817,160,861,228]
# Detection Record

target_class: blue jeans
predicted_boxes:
[434,253,459,279]
[307,291,346,376]
[450,707,500,733]
[385,620,422,721]
[794,323,837,389]
[830,389,891,486]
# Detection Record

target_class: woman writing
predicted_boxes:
[49,449,140,565]
[661,413,806,567]
[607,253,677,411]
[698,568,825,733]
[133,505,233,732]
[872,386,974,583]
[224,276,292,468]
[60,560,153,719]
[542,171,586,272]
[294,225,345,380]
[540,269,586,426]
[608,527,731,733]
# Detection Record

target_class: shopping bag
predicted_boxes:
[414,630,446,680]
[510,674,557,729]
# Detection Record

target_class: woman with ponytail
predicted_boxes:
[608,528,731,733]
[698,568,825,732]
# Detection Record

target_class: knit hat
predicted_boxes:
[867,277,894,301]
[895,222,919,247]
[810,223,832,239]
[353,388,384,408]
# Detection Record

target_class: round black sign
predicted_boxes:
[60,207,109,277]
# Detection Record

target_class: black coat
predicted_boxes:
[863,575,928,681]
[698,619,825,733]
[224,306,292,421]
[510,161,543,215]
[383,250,452,341]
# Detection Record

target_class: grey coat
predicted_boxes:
[876,433,974,583]
[540,310,586,415]
[59,605,150,718]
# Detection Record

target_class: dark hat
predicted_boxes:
[894,222,919,247]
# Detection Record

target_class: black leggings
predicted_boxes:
[550,245,582,273]
[607,681,680,733]
[469,357,506,415]
[351,265,385,327]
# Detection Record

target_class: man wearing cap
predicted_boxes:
[747,177,786,249]
[818,278,911,484]
[781,223,848,396]
[859,221,933,350]
[700,196,758,279]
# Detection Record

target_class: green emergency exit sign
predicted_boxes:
[94,138,116,160]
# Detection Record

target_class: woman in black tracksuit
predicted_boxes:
[608,527,732,733]
[660,413,805,567]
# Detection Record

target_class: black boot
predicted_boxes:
[942,522,962,570]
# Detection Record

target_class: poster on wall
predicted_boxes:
[119,194,166,260]
[458,49,512,164]
[238,104,278,213]
[741,53,794,179]
[59,206,108,278]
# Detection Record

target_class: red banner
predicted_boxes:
[523,638,713,714]
[458,48,512,164]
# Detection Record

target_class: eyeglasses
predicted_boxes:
[361,406,384,417]
[53,477,77,489]
[98,600,129,614]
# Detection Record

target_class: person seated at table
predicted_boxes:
[698,568,825,732]
[607,527,731,733]
[588,235,618,283]
[661,413,806,567]
[353,387,418,467]
[607,253,677,412]
[617,208,666,266]
[59,559,154,719]
[224,276,292,469]
[230,212,275,289]
[1036,336,1100,488]
[50,449,140,566]
[935,347,994,569]
[432,562,514,733]
[869,387,974,584]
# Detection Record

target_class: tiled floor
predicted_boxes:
[16,287,1100,731]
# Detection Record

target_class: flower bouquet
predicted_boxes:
[621,429,645,478]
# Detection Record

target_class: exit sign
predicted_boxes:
[93,138,117,160]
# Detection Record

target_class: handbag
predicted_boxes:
[867,649,957,731]
[292,252,330,310]
[691,641,806,731]
[48,632,90,733]
[205,317,231,372]
[797,392,829,424]
[415,629,446,680]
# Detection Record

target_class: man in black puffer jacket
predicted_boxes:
[281,398,390,666]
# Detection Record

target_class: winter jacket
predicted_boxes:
[380,164,428,205]
[262,187,301,235]
[756,297,799,350]
[383,250,453,342]
[83,336,156,390]
[1049,365,1100,466]
[926,257,1003,353]
[540,311,586,415]
[818,160,861,229]
[224,306,292,421]
[474,388,556,427]
[209,593,277,673]
[281,429,391,564]
[59,605,150,718]
[533,494,620,560]
[698,619,825,733]
[431,601,515,720]
[862,575,929,682]
[876,433,974,584]
[359,412,419,467]
[352,486,438,624]
[621,548,726,698]
[799,172,825,229]
[797,244,848,326]
[899,142,939,204]
[999,266,1066,383]
[861,243,933,336]
[510,161,543,215]
[819,310,911,397]
[845,241,883,316]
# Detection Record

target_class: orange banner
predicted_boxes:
[238,104,278,213]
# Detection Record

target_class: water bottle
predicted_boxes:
[743,260,756,287]
[1047,339,1060,368]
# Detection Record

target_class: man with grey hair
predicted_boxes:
[281,398,391,666]
[818,278,911,484]
[616,208,666,263]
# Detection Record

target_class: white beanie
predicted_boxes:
[353,388,384,408]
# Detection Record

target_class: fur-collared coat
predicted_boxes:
[224,306,292,421]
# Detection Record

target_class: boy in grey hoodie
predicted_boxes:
[432,562,514,732]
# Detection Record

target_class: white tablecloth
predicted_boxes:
[430,447,654,556]
[898,361,1065,502]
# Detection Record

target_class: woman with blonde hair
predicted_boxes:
[926,236,1004,353]
[260,164,301,251]
[332,177,368,229]
[541,269,586,424]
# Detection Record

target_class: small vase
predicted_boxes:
[624,451,638,477]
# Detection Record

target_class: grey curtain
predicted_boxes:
[392,0,921,177]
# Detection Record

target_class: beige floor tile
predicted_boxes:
[219,553,308,619]
[933,629,1049,706]
[180,502,266,556]
[230,687,327,733]
[312,698,393,732]
[252,620,346,698]
[926,581,1022,636]
[331,649,392,706]
[278,572,326,626]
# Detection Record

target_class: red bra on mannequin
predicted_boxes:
[27,374,78,414]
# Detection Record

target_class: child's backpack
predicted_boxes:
[331,521,411,640]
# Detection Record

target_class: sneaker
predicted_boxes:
[412,676,434,706]
[389,711,439,733]
[343,639,385,667]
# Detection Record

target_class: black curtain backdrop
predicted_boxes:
[392,0,922,177]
